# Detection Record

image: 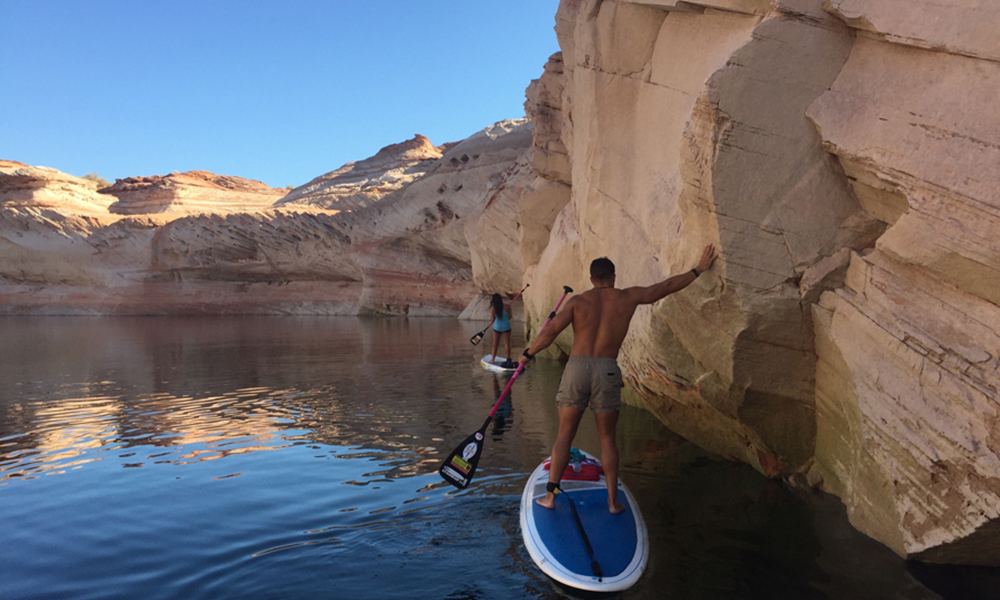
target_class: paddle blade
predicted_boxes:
[469,331,484,345]
[439,422,489,489]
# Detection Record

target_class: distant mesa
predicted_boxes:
[103,170,289,215]
[276,134,447,211]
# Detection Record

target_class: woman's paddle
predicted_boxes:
[441,285,573,490]
[469,283,529,345]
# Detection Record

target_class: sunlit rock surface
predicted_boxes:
[0,120,531,316]
[103,170,288,215]
[510,0,1000,565]
[275,135,445,211]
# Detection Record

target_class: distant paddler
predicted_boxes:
[469,284,528,354]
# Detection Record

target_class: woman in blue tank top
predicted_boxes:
[490,293,512,366]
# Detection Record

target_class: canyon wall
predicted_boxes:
[809,0,1000,566]
[511,0,1000,565]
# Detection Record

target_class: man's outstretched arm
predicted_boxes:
[628,244,718,305]
[518,298,575,365]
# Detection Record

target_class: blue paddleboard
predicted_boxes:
[519,450,648,592]
[481,354,517,373]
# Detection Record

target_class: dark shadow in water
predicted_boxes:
[549,583,620,600]
[639,456,827,600]
[907,562,1000,600]
[603,426,1000,600]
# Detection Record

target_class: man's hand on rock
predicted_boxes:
[697,244,718,274]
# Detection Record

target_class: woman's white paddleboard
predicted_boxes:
[481,354,517,373]
[520,449,648,592]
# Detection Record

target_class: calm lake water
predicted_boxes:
[1,317,997,600]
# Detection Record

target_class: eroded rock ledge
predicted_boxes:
[103,170,288,215]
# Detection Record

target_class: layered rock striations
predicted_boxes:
[0,120,532,316]
[104,170,288,215]
[506,0,1000,565]
[1,161,114,214]
[806,3,1000,565]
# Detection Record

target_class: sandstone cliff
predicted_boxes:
[0,119,531,316]
[505,0,1000,566]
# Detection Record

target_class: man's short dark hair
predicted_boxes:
[590,257,615,283]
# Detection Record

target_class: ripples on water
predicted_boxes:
[0,317,997,600]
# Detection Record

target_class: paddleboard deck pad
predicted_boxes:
[481,354,518,373]
[520,449,648,592]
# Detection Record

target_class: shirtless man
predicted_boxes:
[519,244,718,513]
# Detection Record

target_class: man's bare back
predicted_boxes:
[563,287,639,358]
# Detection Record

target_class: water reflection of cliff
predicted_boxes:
[0,317,489,483]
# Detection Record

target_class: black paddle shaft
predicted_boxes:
[560,486,603,580]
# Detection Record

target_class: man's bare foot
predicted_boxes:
[536,493,557,509]
[609,499,625,514]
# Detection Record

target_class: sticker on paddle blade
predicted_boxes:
[451,457,471,473]
[440,465,469,488]
[462,442,477,460]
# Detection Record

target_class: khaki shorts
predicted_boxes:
[555,356,624,414]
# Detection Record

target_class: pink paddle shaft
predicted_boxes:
[509,284,529,303]
[487,287,572,420]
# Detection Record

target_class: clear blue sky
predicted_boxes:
[0,1,560,188]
